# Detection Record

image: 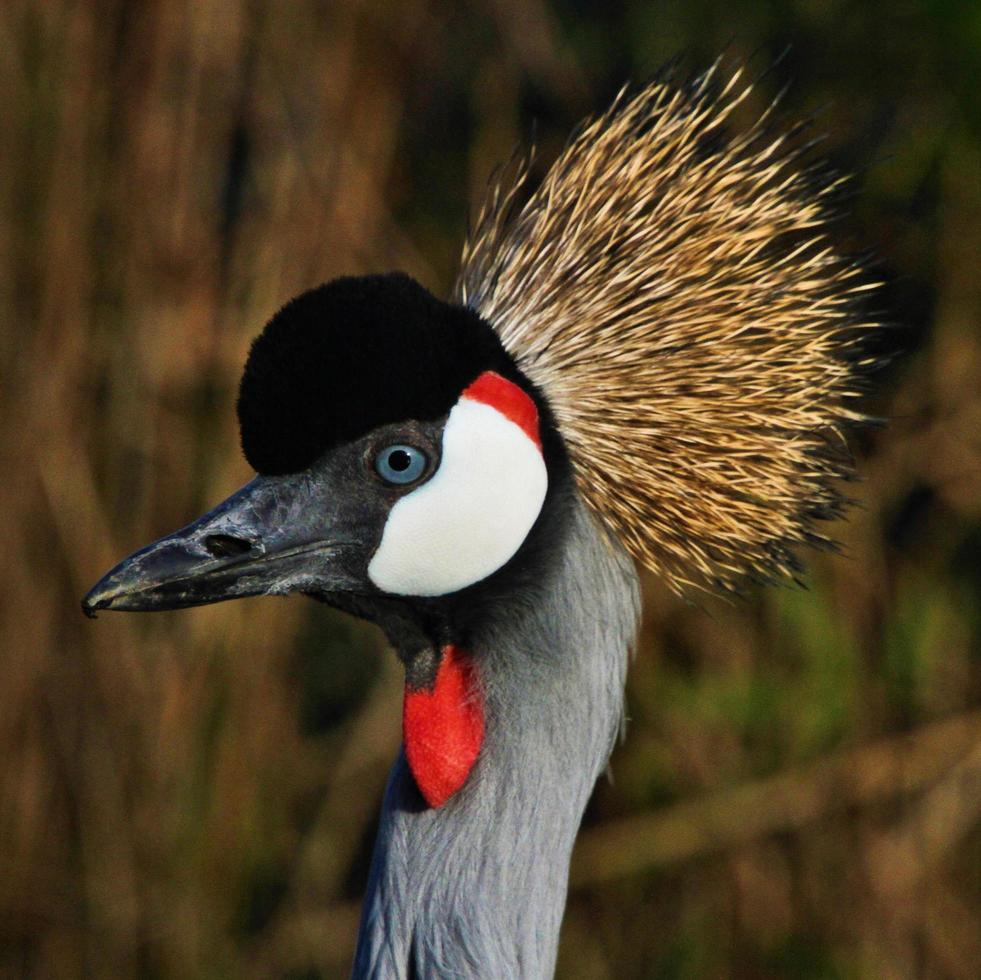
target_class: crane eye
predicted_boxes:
[374,444,429,486]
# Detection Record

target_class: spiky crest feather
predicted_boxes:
[455,63,877,594]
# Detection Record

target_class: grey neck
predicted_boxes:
[352,498,640,979]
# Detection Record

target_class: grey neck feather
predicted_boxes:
[352,497,640,979]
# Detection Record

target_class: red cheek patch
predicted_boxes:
[403,645,484,808]
[461,371,542,449]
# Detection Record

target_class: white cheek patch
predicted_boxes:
[367,388,548,597]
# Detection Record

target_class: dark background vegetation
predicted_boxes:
[2,1,979,977]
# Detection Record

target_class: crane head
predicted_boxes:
[83,66,878,811]
[82,273,565,666]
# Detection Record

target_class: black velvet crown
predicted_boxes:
[237,273,520,475]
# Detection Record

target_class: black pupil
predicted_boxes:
[388,449,412,472]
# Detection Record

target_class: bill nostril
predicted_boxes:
[203,534,254,558]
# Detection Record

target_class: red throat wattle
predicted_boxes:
[402,645,484,808]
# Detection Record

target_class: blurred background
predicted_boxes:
[2,1,979,977]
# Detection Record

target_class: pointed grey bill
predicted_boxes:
[81,473,368,618]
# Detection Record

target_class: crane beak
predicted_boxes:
[82,474,364,617]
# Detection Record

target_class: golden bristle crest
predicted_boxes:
[455,64,878,594]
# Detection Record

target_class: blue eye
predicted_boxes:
[375,444,428,485]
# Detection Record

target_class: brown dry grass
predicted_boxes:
[2,2,979,978]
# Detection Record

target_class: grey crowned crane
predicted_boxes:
[83,65,874,978]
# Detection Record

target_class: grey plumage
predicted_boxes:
[354,496,639,977]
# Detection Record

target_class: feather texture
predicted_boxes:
[456,63,878,593]
[353,494,639,977]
